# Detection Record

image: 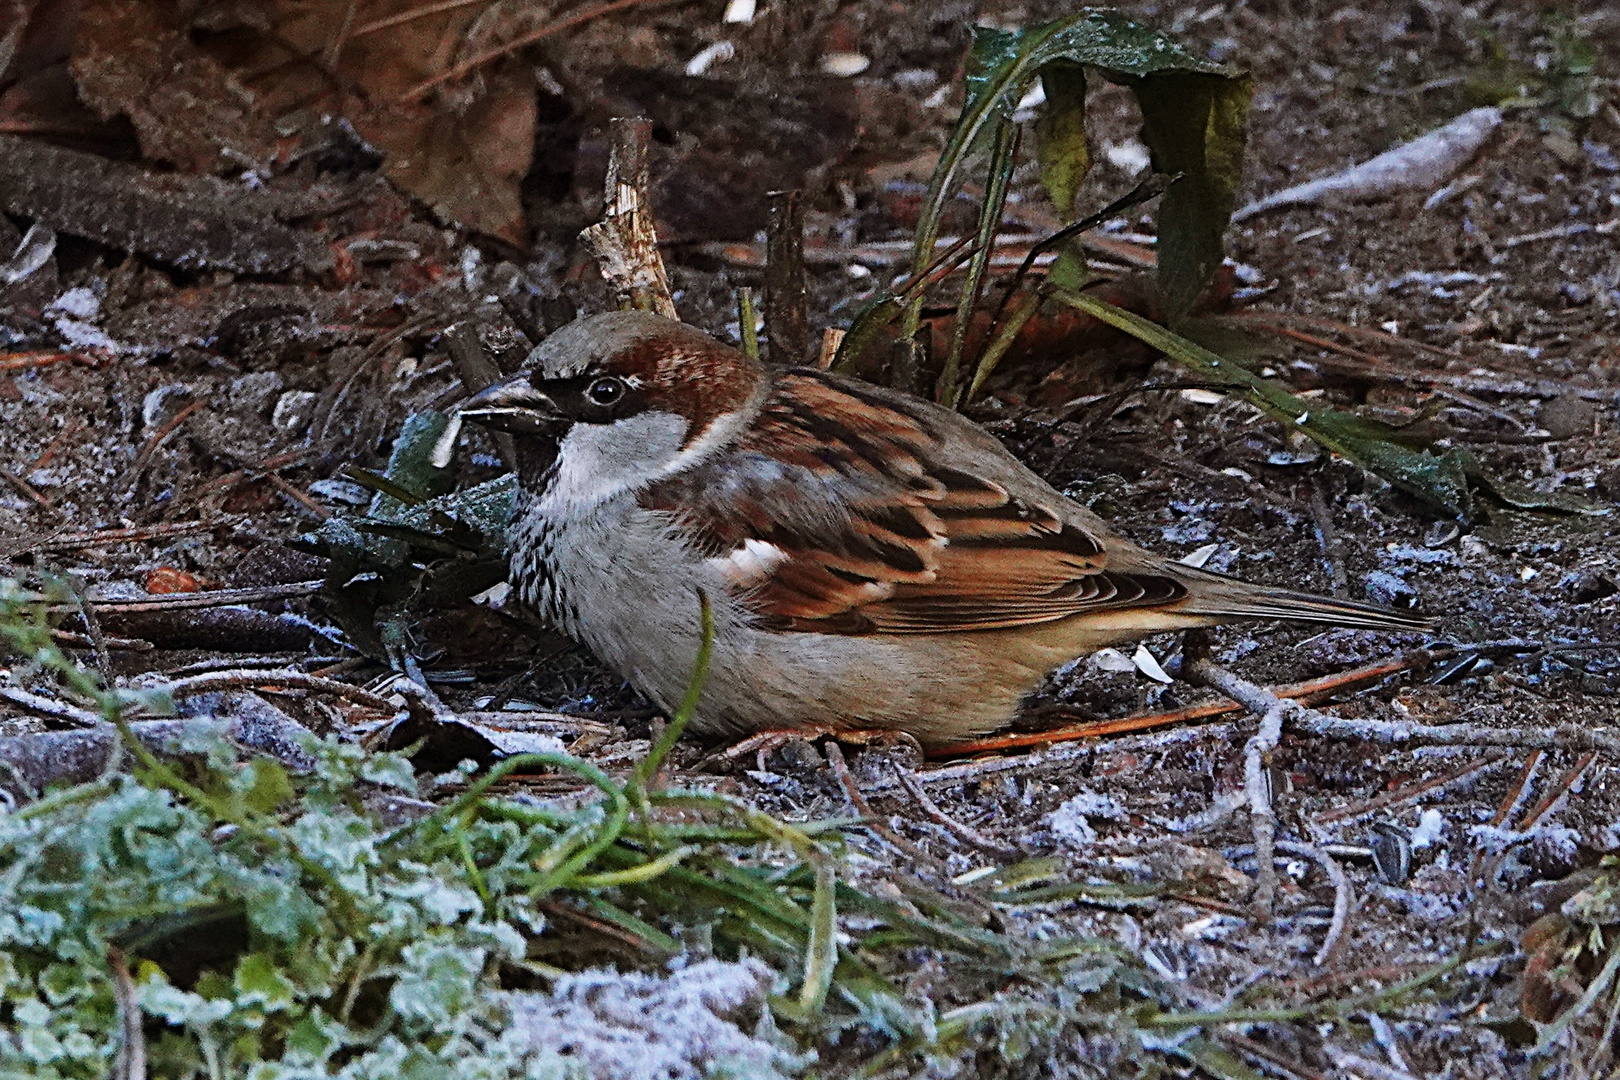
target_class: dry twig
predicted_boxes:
[162,669,395,712]
[0,684,106,727]
[764,190,809,366]
[893,764,1022,860]
[1469,750,1542,883]
[1279,840,1354,967]
[0,349,97,373]
[1245,699,1285,914]
[1183,650,1620,754]
[1306,485,1348,597]
[1516,750,1599,833]
[823,741,936,866]
[63,581,322,614]
[108,947,147,1080]
[816,328,844,370]
[935,651,1430,757]
[0,465,58,515]
[1313,752,1509,825]
[10,519,218,556]
[1227,840,1354,967]
[1222,310,1611,403]
[398,0,679,102]
[123,399,205,486]
[577,117,677,320]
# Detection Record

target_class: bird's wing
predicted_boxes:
[639,370,1186,634]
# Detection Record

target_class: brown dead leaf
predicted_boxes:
[144,567,208,594]
[70,0,279,172]
[346,68,535,245]
[195,0,537,244]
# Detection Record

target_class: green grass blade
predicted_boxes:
[939,119,1018,409]
[1054,288,1474,516]
[798,861,838,1014]
[627,590,713,808]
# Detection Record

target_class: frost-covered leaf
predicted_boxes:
[234,953,296,1011]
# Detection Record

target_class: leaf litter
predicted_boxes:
[1,1,1619,1077]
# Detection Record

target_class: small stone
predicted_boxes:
[1584,138,1620,173]
[271,390,318,434]
[1363,569,1417,607]
[1561,281,1593,306]
[819,52,870,76]
[309,478,370,505]
[1543,132,1582,166]
[1423,520,1461,547]
[1569,571,1618,605]
[1537,395,1596,439]
[892,68,938,90]
[229,371,284,415]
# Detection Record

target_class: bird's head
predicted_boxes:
[459,310,765,507]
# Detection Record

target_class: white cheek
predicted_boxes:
[543,412,690,511]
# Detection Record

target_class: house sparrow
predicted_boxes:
[460,310,1431,748]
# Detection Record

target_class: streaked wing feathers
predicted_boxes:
[640,370,1186,635]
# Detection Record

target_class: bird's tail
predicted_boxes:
[1171,566,1435,633]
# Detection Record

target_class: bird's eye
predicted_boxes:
[585,377,625,406]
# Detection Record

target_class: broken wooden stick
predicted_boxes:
[764,189,810,365]
[0,692,316,801]
[934,650,1429,758]
[1182,651,1620,754]
[578,117,677,320]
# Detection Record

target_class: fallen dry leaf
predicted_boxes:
[70,0,279,172]
[144,567,208,594]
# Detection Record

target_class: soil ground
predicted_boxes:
[2,1,1619,1076]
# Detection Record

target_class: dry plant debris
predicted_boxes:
[1,1,1619,1077]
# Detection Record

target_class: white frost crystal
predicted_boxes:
[497,959,805,1080]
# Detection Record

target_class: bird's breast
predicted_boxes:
[508,499,569,628]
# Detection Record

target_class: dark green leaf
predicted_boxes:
[235,759,294,816]
[1057,289,1475,516]
[1458,449,1609,515]
[1133,70,1252,316]
[940,119,1020,408]
[1033,62,1089,221]
[903,8,1250,401]
[1175,1035,1270,1080]
[234,952,296,1009]
[913,10,1235,282]
[375,411,458,511]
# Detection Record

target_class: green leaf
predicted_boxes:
[798,861,837,1016]
[1033,62,1089,221]
[306,473,516,659]
[375,411,458,512]
[233,953,296,1010]
[1056,289,1475,516]
[901,9,1250,400]
[234,758,295,816]
[284,1010,344,1063]
[913,10,1233,281]
[1459,450,1608,515]
[1175,1035,1269,1080]
[940,118,1021,408]
[1133,70,1252,316]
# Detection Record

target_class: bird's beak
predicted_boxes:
[457,375,565,436]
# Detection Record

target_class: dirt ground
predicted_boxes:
[2,0,1619,1076]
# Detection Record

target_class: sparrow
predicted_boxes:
[460,310,1432,748]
